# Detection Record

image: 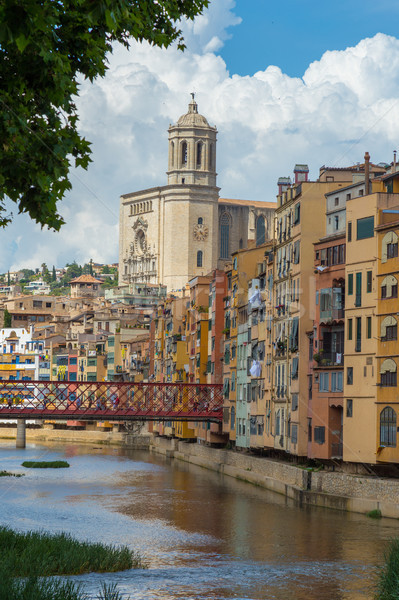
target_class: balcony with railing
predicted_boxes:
[331,442,343,459]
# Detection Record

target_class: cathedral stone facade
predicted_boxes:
[119,95,275,291]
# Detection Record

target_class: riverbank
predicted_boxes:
[1,426,399,520]
[150,436,399,520]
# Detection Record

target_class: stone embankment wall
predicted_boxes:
[150,437,399,519]
[0,427,150,449]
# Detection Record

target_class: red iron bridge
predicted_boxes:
[0,381,223,422]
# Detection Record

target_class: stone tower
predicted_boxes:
[161,95,220,290]
[167,93,217,187]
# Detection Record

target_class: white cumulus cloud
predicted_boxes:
[3,6,399,272]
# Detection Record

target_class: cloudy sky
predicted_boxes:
[4,0,399,272]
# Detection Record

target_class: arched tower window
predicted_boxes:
[209,144,214,170]
[220,213,230,259]
[197,142,203,168]
[198,217,203,225]
[197,250,203,267]
[170,141,175,167]
[239,238,243,249]
[256,216,266,246]
[380,406,397,447]
[181,141,188,166]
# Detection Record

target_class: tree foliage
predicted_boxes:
[3,308,11,328]
[0,0,209,229]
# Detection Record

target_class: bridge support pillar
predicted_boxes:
[16,419,26,449]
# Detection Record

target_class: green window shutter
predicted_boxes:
[348,318,353,340]
[348,273,353,295]
[367,317,372,339]
[356,216,374,240]
[355,272,362,306]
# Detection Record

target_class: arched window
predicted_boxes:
[380,406,397,447]
[170,141,175,167]
[181,141,188,166]
[197,250,203,267]
[381,275,398,299]
[256,216,266,246]
[209,143,214,170]
[382,230,398,263]
[380,359,397,387]
[198,217,203,225]
[220,213,230,259]
[381,316,397,341]
[197,142,203,168]
[239,238,243,249]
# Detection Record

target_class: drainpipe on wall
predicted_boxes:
[364,151,370,196]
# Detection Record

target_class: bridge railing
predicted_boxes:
[0,381,223,422]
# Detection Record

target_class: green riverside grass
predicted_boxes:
[21,460,70,469]
[375,537,399,599]
[0,527,144,577]
[0,470,24,477]
[0,575,129,600]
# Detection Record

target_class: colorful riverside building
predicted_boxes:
[223,242,274,449]
[274,166,347,456]
[343,170,399,464]
[375,180,399,464]
[273,161,389,458]
[308,157,390,461]
[206,269,227,386]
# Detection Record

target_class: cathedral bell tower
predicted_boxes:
[167,93,217,187]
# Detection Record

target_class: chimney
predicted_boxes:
[294,164,309,184]
[277,177,291,194]
[364,151,370,195]
[394,150,397,173]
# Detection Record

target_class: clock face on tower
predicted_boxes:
[193,223,209,241]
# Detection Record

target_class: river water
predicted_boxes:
[0,441,398,600]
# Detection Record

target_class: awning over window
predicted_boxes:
[380,358,397,374]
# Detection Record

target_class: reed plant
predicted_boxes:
[375,537,399,599]
[0,571,129,600]
[21,460,70,468]
[0,527,144,576]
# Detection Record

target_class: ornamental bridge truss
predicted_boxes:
[0,381,223,422]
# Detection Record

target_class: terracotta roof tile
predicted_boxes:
[70,275,103,284]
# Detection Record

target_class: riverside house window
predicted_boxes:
[346,399,353,418]
[314,426,325,444]
[380,359,397,387]
[347,366,353,385]
[380,407,396,447]
[357,216,374,240]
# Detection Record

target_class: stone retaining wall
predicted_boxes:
[0,427,150,449]
[150,437,399,519]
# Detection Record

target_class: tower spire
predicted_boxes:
[188,92,198,114]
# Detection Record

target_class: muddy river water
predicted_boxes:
[0,441,397,599]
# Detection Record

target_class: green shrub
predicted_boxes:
[21,461,70,469]
[367,509,382,519]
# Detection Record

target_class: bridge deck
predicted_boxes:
[0,381,223,422]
